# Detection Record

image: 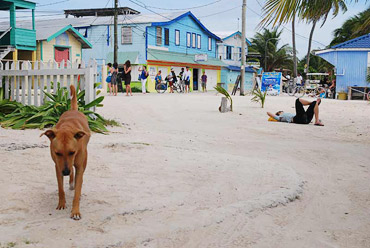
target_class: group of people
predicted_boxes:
[106,60,133,96]
[107,63,209,95]
[154,67,207,93]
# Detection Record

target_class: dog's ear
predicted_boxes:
[74,130,86,140]
[40,129,56,140]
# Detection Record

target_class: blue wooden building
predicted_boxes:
[315,33,370,94]
[71,11,226,92]
[216,31,255,91]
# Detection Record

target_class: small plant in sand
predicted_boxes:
[251,88,267,108]
[214,85,233,111]
[0,84,119,133]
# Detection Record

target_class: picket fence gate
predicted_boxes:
[0,59,101,108]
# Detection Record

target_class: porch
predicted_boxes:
[0,0,37,60]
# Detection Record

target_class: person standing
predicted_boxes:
[201,71,207,92]
[139,66,148,94]
[106,63,113,95]
[111,62,119,96]
[124,60,132,96]
[296,73,303,86]
[178,68,185,93]
[166,72,174,93]
[183,67,191,93]
[155,70,162,86]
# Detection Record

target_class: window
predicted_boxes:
[192,33,196,48]
[156,27,162,46]
[197,34,201,49]
[164,28,169,46]
[77,28,88,38]
[226,46,232,60]
[187,32,191,47]
[175,30,180,46]
[121,26,132,44]
[238,47,242,61]
[208,37,212,51]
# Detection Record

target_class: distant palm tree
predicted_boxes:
[250,28,292,72]
[301,0,347,72]
[259,0,359,77]
[330,7,370,46]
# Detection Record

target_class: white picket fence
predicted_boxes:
[0,59,101,108]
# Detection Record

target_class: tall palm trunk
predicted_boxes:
[306,20,317,74]
[292,16,297,78]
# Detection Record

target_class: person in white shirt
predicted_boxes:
[296,73,303,85]
[183,67,192,93]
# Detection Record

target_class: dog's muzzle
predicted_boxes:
[62,168,70,176]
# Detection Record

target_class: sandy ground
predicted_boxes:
[0,92,369,248]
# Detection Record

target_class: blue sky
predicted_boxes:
[1,0,369,59]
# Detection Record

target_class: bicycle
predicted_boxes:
[155,81,167,93]
[349,87,370,101]
[172,81,182,93]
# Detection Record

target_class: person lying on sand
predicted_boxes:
[267,98,324,126]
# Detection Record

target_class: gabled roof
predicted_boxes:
[151,11,221,41]
[332,33,370,49]
[40,25,92,48]
[221,31,252,46]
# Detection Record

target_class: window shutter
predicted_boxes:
[156,27,162,46]
[121,27,132,44]
[164,29,169,46]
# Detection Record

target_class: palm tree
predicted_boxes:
[301,1,347,73]
[330,7,370,46]
[260,0,358,78]
[250,28,292,72]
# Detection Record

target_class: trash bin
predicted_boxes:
[338,92,347,100]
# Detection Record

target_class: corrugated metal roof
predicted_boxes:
[147,48,227,67]
[0,11,186,38]
[332,33,370,49]
[228,65,255,73]
[106,51,139,64]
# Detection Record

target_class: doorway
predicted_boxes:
[193,68,199,91]
[54,46,70,63]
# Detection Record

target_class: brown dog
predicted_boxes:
[41,85,90,220]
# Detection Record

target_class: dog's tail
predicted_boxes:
[70,85,78,111]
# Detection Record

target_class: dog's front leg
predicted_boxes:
[71,168,83,220]
[56,168,66,210]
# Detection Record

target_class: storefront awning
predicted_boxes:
[106,51,139,65]
[147,48,227,69]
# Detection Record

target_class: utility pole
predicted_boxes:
[114,0,118,64]
[240,0,246,96]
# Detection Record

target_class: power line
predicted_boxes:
[245,5,327,47]
[199,5,241,19]
[128,0,215,36]
[37,0,70,7]
[132,0,222,11]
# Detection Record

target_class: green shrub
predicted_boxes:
[0,84,118,133]
[251,88,267,108]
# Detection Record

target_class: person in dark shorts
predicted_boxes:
[267,98,324,126]
[123,60,132,96]
[183,67,191,93]
[111,62,118,96]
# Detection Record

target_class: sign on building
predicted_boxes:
[194,54,208,62]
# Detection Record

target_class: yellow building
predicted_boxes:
[36,25,92,63]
